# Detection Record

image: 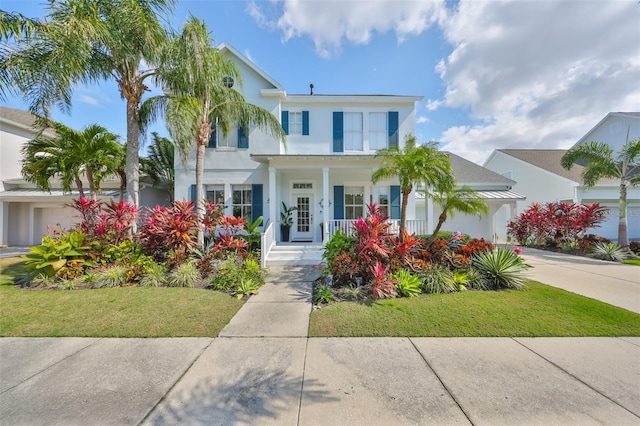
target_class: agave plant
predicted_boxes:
[592,242,627,262]
[472,248,529,290]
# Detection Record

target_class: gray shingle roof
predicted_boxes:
[497,149,583,182]
[0,106,39,127]
[446,152,516,185]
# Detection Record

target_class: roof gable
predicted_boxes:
[217,42,284,91]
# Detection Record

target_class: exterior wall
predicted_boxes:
[0,122,28,191]
[484,151,576,211]
[574,114,640,152]
[281,98,416,155]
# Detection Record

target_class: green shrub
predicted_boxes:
[168,262,200,288]
[323,229,355,267]
[208,255,265,292]
[23,230,93,279]
[592,242,627,262]
[419,267,456,294]
[92,266,127,288]
[314,284,336,304]
[139,262,167,287]
[472,248,529,290]
[391,269,422,297]
[336,283,367,301]
[234,278,260,299]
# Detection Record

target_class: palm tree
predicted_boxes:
[1,0,175,212]
[21,122,123,199]
[561,135,640,247]
[371,134,453,239]
[141,16,286,247]
[141,132,174,202]
[428,185,489,241]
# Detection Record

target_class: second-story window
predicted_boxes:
[369,112,387,151]
[344,112,363,151]
[289,112,302,135]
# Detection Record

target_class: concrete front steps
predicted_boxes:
[265,243,324,266]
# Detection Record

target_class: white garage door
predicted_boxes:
[34,206,78,244]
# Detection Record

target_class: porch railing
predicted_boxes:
[260,222,276,268]
[325,219,427,238]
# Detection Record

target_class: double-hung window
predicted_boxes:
[344,186,364,219]
[369,112,387,151]
[232,185,252,220]
[344,112,363,151]
[289,112,302,135]
[206,185,225,205]
[371,187,390,218]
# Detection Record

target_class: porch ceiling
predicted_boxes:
[416,189,526,201]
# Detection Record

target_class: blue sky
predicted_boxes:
[2,0,639,164]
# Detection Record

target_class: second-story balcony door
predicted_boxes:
[292,194,314,242]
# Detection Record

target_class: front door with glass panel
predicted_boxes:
[292,194,314,242]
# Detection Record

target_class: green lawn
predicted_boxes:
[623,259,640,266]
[0,258,243,337]
[309,282,640,337]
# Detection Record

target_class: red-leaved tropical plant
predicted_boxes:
[68,197,137,246]
[352,203,394,268]
[508,202,607,246]
[137,201,198,266]
[369,261,397,299]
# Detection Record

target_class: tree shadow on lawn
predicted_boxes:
[145,368,337,425]
[0,259,26,287]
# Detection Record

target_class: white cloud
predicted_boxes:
[416,116,429,124]
[248,0,446,57]
[78,95,100,106]
[435,0,640,163]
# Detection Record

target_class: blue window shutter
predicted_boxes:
[238,126,249,149]
[390,185,401,219]
[333,185,344,220]
[190,184,197,201]
[208,124,217,148]
[388,111,399,148]
[281,111,289,135]
[333,112,343,153]
[251,184,263,221]
[302,111,309,135]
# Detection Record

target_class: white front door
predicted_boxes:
[292,193,314,242]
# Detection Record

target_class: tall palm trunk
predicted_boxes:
[195,114,210,248]
[431,212,448,240]
[619,181,628,247]
[85,166,96,200]
[400,188,410,242]
[75,177,84,197]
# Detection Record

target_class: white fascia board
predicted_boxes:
[498,151,579,185]
[217,42,285,90]
[283,94,424,104]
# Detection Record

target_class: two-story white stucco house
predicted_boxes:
[175,43,524,251]
[484,112,640,241]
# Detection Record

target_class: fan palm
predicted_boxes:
[561,134,640,247]
[21,122,123,199]
[1,0,176,211]
[141,16,286,247]
[428,185,489,241]
[371,134,453,239]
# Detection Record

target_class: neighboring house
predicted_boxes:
[484,112,640,241]
[0,106,170,246]
[175,43,523,246]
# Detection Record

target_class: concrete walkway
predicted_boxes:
[1,251,640,425]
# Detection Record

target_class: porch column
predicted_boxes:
[269,166,277,237]
[426,193,434,234]
[0,202,6,246]
[323,166,329,242]
[28,205,35,245]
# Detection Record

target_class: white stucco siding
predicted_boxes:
[0,123,30,190]
[574,114,640,152]
[484,151,576,211]
[280,99,417,156]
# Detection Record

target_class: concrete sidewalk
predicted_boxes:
[1,251,640,425]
